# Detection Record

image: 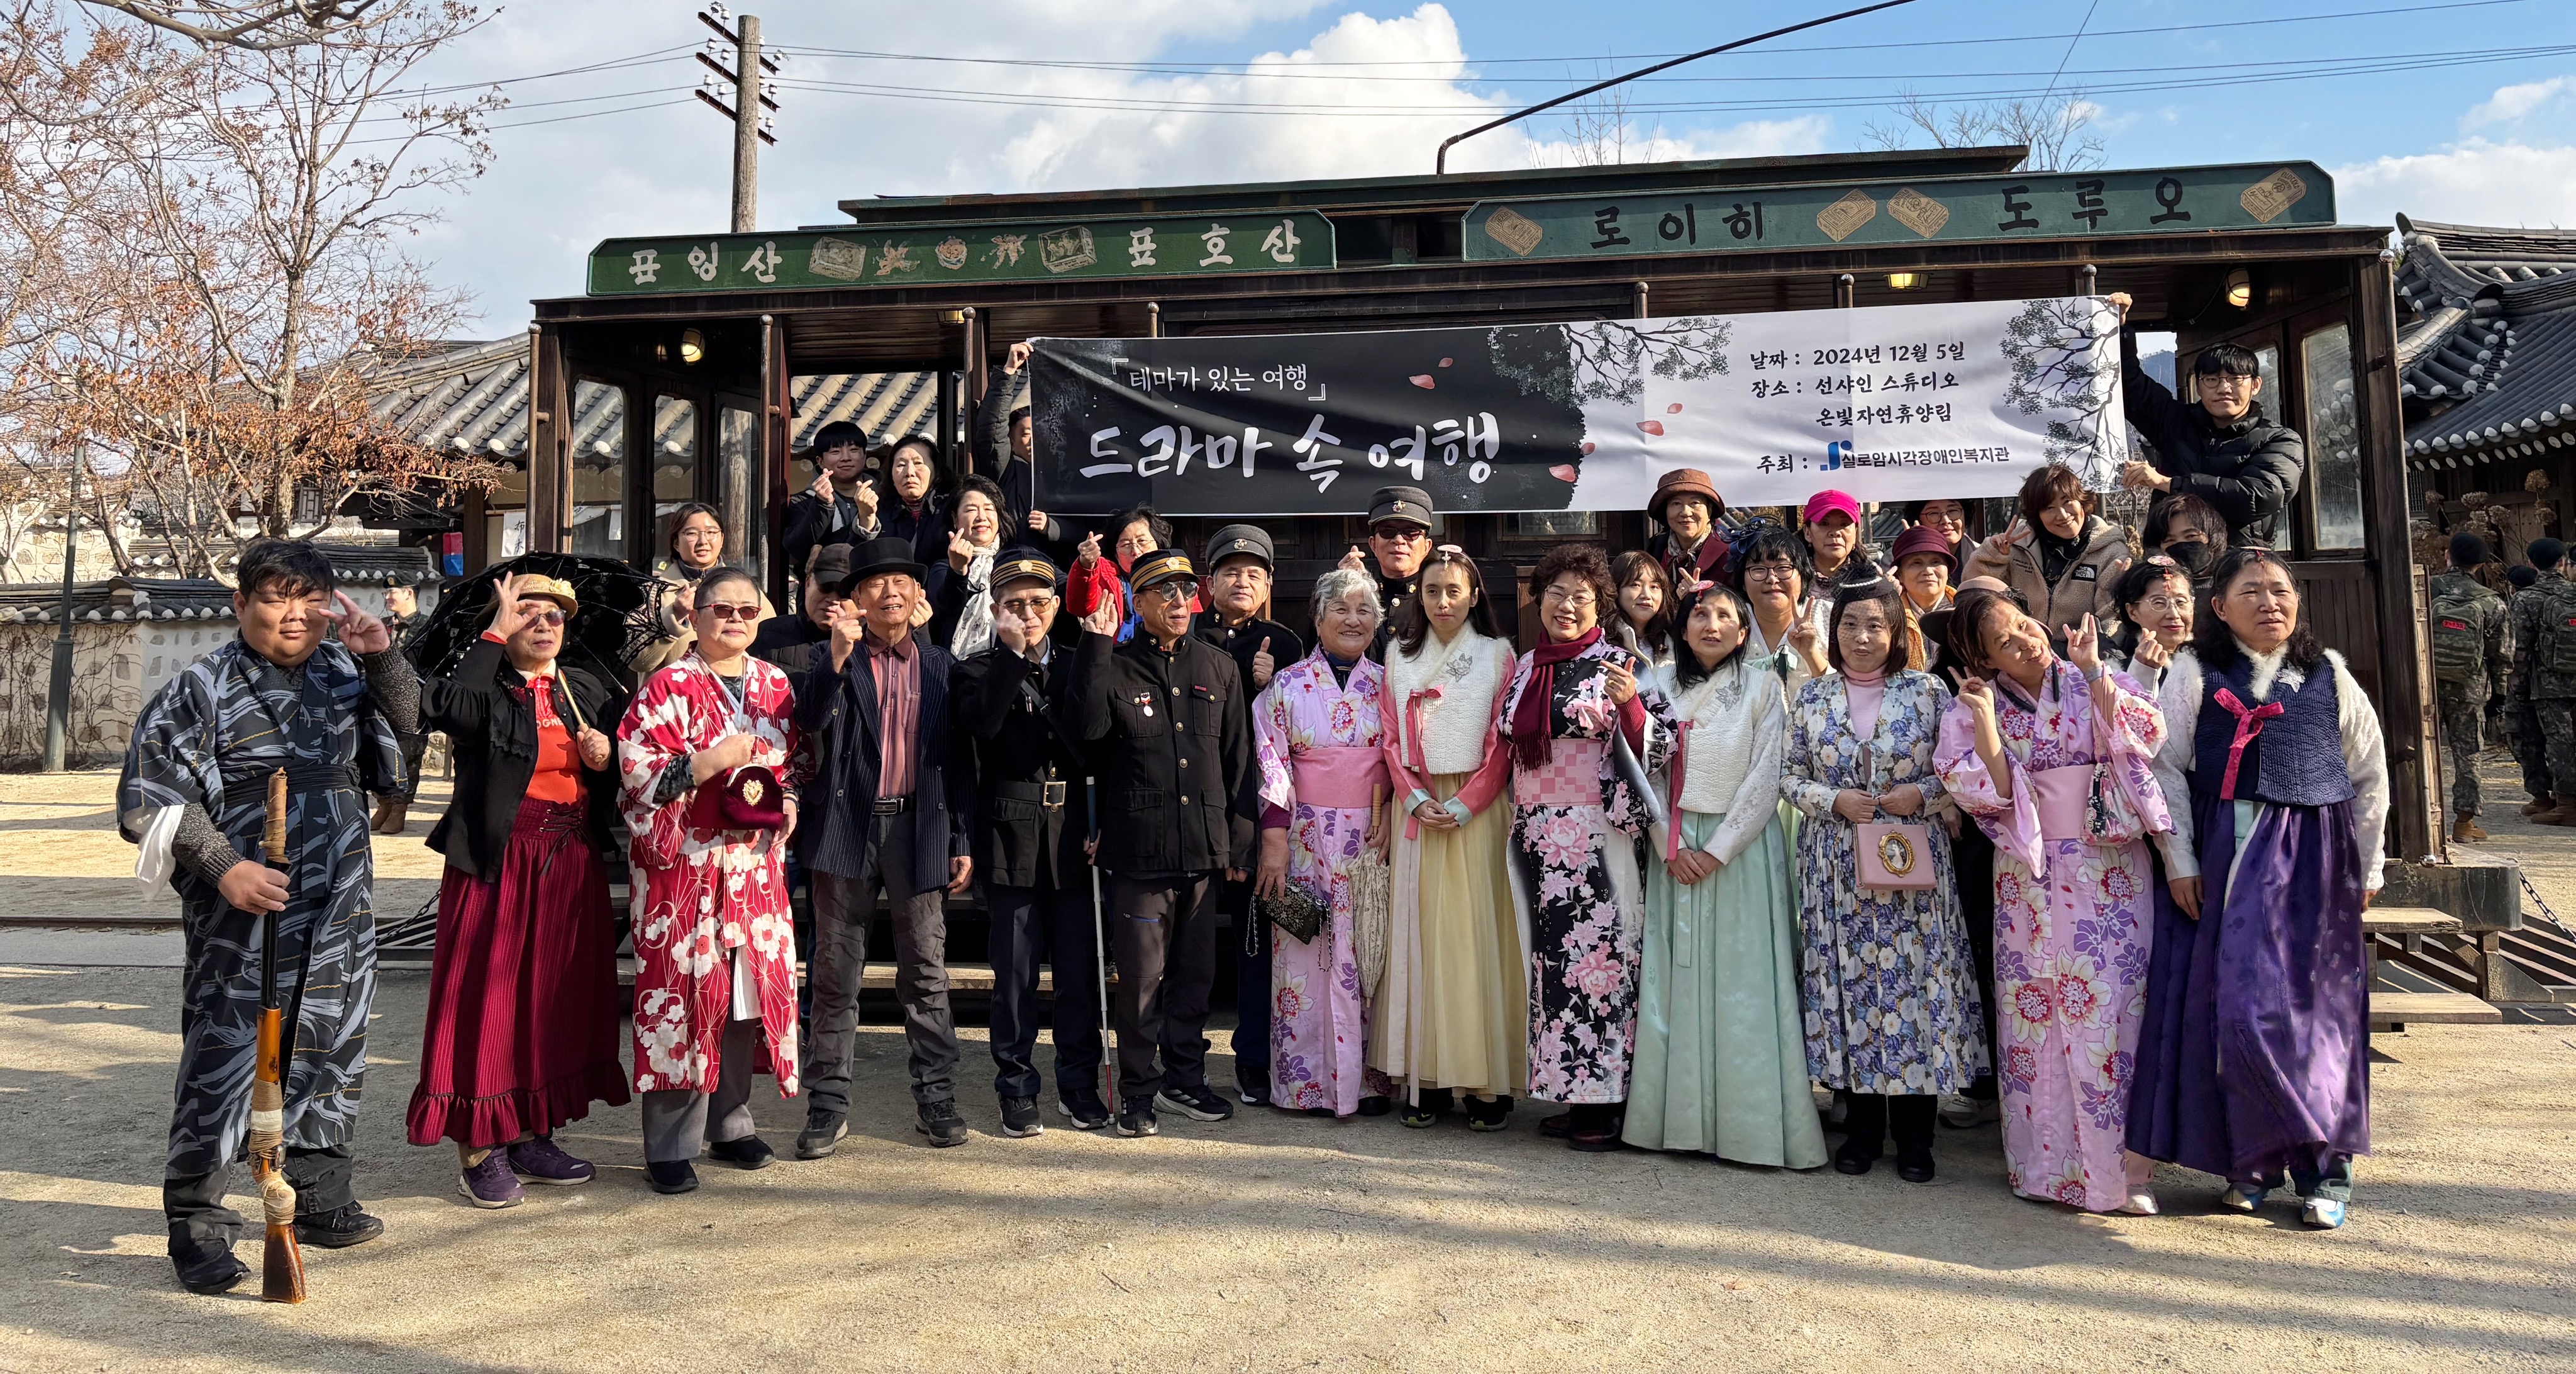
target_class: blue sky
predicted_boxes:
[392,0,2576,332]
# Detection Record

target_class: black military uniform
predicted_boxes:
[1067,548,1256,1132]
[1189,523,1306,1105]
[951,553,1106,1132]
[1362,484,1433,659]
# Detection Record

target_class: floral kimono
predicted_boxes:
[615,652,807,1100]
[1253,649,1397,1115]
[1934,659,2172,1210]
[1782,669,1987,1095]
[1502,633,1673,1105]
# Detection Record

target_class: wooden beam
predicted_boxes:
[528,325,568,554]
[2355,252,2437,864]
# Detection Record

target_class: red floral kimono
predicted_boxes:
[614,652,806,1099]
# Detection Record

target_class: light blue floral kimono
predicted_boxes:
[1780,669,1988,1095]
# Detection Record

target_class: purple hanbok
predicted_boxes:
[2129,642,2389,1190]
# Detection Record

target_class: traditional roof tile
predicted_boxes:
[2397,214,2576,472]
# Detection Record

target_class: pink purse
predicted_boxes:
[1857,820,1936,890]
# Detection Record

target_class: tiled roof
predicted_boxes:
[0,577,240,624]
[2396,213,2576,472]
[362,338,939,461]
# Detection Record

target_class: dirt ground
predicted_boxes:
[2,767,2573,1372]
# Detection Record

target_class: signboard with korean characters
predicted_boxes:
[587,211,1335,294]
[1463,162,2333,262]
[1028,295,2126,517]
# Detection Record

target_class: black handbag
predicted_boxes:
[1255,880,1328,944]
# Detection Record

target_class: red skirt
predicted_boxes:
[406,797,631,1147]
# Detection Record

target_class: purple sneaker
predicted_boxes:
[508,1135,595,1186]
[459,1149,525,1209]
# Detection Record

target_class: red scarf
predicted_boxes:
[1511,625,1602,768]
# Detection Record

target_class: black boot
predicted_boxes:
[170,1234,248,1295]
[292,1202,384,1249]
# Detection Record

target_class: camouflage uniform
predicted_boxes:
[2428,570,2507,821]
[2508,571,2576,803]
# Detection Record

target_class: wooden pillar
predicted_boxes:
[2355,251,2436,863]
[528,323,569,554]
[762,314,792,610]
[460,485,488,576]
[936,369,958,480]
[962,306,985,476]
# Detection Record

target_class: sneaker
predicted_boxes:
[1237,1072,1270,1107]
[293,1203,386,1249]
[1000,1095,1045,1138]
[707,1135,776,1170]
[647,1159,699,1195]
[170,1236,248,1295]
[1464,1095,1511,1132]
[1057,1085,1111,1131]
[1401,1087,1455,1128]
[1895,1146,1936,1183]
[1157,1083,1235,1122]
[459,1149,526,1209]
[1115,1098,1160,1137]
[795,1108,848,1159]
[916,1100,970,1148]
[508,1135,594,1185]
[2301,1195,2348,1229]
[2218,1181,2270,1212]
[1938,1093,1999,1129]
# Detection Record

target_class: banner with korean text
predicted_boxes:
[1029,295,2125,517]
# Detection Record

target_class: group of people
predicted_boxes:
[122,307,2389,1301]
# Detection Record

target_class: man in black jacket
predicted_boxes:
[791,537,977,1156]
[1190,523,1304,1105]
[1067,548,1255,1137]
[1336,484,1434,657]
[950,552,1108,1135]
[780,420,880,581]
[2108,292,2306,546]
[980,342,1070,559]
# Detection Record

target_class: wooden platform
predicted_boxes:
[2369,990,2502,1030]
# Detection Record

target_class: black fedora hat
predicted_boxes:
[833,536,930,596]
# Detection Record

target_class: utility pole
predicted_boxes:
[42,445,81,773]
[696,4,778,232]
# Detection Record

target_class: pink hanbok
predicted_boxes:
[1253,649,1397,1115]
[1934,659,2170,1212]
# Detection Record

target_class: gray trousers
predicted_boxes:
[808,814,957,1114]
[641,1011,758,1164]
[1109,873,1219,1104]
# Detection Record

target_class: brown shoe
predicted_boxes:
[2538,796,2576,827]
[2524,799,2552,817]
[372,799,408,835]
[2453,819,2489,842]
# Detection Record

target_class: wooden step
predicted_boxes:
[2363,905,2463,936]
[2369,990,2501,1030]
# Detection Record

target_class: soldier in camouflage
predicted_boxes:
[2428,533,2509,841]
[2504,562,2548,806]
[2509,537,2576,825]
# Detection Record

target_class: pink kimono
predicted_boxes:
[1935,659,2170,1211]
[1253,649,1397,1115]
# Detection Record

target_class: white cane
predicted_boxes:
[1087,775,1112,1108]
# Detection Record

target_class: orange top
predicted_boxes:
[526,679,584,805]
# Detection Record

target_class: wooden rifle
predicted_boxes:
[249,769,307,1303]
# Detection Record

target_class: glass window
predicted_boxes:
[2302,323,2365,550]
[569,380,627,559]
[2188,343,2280,414]
[1509,511,1598,538]
[651,395,702,567]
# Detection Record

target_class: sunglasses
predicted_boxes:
[518,606,567,628]
[699,602,761,622]
[1137,581,1194,603]
[1372,523,1430,542]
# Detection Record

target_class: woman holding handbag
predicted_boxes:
[1933,588,2174,1214]
[1504,545,1672,1153]
[1252,567,1399,1118]
[1782,576,1985,1181]
[615,566,806,1196]
[1374,547,1522,1131]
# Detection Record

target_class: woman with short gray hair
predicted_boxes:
[1251,569,1399,1117]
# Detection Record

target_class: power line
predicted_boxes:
[2038,0,2104,103]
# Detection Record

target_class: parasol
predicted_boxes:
[402,552,677,691]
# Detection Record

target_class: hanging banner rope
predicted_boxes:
[1030,294,2126,517]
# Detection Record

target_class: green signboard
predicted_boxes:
[589,211,1336,294]
[1462,162,2334,263]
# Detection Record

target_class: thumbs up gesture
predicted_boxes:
[1252,635,1277,688]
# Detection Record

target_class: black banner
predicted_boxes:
[1030,327,1586,517]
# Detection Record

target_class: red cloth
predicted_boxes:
[406,798,630,1148]
[867,629,920,797]
[526,679,582,805]
[1510,625,1604,768]
[1066,556,1124,618]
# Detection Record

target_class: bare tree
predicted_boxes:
[78,0,390,50]
[1862,87,2107,173]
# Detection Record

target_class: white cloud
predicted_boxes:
[2333,138,2576,231]
[390,3,1842,332]
[2463,75,2572,130]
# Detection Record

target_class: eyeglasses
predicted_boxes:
[1137,582,1193,603]
[518,606,567,628]
[1743,563,1800,584]
[997,595,1056,618]
[699,602,760,622]
[1372,523,1430,542]
[1540,586,1598,608]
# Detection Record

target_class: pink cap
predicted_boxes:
[1802,489,1862,525]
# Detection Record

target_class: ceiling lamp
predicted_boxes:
[1885,272,1923,291]
[2224,269,2253,310]
[677,328,706,365]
